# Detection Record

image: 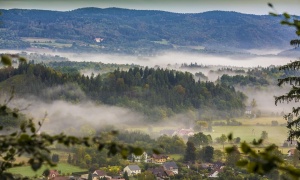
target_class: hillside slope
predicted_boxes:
[0,8,295,53]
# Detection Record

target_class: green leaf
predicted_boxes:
[153,149,160,155]
[29,159,42,171]
[225,147,235,153]
[268,3,273,8]
[241,142,251,153]
[12,112,18,118]
[283,13,291,19]
[265,144,277,152]
[18,57,27,63]
[133,147,143,155]
[98,144,105,151]
[236,159,248,167]
[43,169,50,177]
[228,133,233,141]
[19,134,30,142]
[269,12,278,17]
[120,148,129,159]
[1,55,12,66]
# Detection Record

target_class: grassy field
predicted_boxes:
[236,116,286,126]
[22,37,55,43]
[7,163,87,178]
[207,126,288,145]
[126,116,289,147]
[169,154,183,161]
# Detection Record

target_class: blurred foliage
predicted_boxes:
[0,55,146,180]
[225,4,300,179]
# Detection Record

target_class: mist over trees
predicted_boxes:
[0,62,246,120]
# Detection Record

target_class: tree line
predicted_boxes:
[0,62,247,120]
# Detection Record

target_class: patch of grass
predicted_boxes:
[22,37,55,43]
[7,163,87,178]
[207,126,288,146]
[169,154,183,161]
[236,116,286,126]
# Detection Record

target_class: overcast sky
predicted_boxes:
[0,0,299,15]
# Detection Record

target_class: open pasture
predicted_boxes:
[7,163,87,178]
[206,125,288,146]
[22,37,55,43]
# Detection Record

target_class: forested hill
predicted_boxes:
[0,8,295,53]
[0,62,246,120]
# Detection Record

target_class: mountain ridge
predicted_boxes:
[0,8,296,54]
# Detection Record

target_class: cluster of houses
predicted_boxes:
[160,128,195,137]
[123,161,178,178]
[43,153,178,180]
[44,151,230,180]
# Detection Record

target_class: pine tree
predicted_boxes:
[123,171,129,180]
[184,141,196,163]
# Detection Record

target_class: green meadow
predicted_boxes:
[7,163,87,178]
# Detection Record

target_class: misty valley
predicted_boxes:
[0,50,296,180]
[0,6,300,180]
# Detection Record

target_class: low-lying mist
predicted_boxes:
[65,51,293,69]
[7,97,145,134]
[0,49,297,135]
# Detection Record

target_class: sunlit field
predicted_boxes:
[7,163,87,178]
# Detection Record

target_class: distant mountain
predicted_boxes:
[278,48,300,57]
[0,8,296,54]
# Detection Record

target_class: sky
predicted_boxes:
[0,0,299,15]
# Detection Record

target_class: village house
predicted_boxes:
[288,149,297,157]
[132,152,148,163]
[151,154,170,164]
[245,106,252,115]
[94,38,104,43]
[163,161,179,174]
[148,166,174,179]
[172,128,194,137]
[208,166,225,178]
[93,170,111,179]
[283,140,298,147]
[123,165,141,176]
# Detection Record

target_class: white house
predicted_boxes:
[245,106,252,115]
[123,165,141,176]
[132,152,148,163]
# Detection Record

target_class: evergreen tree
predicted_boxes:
[202,146,214,163]
[184,141,196,163]
[123,171,129,180]
[88,172,92,180]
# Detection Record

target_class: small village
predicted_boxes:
[39,126,299,180]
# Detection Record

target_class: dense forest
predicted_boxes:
[0,62,246,120]
[218,66,300,87]
[0,8,296,54]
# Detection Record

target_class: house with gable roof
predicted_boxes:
[123,165,141,176]
[151,154,170,164]
[163,161,179,174]
[148,166,171,179]
[132,152,148,163]
[93,170,111,179]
